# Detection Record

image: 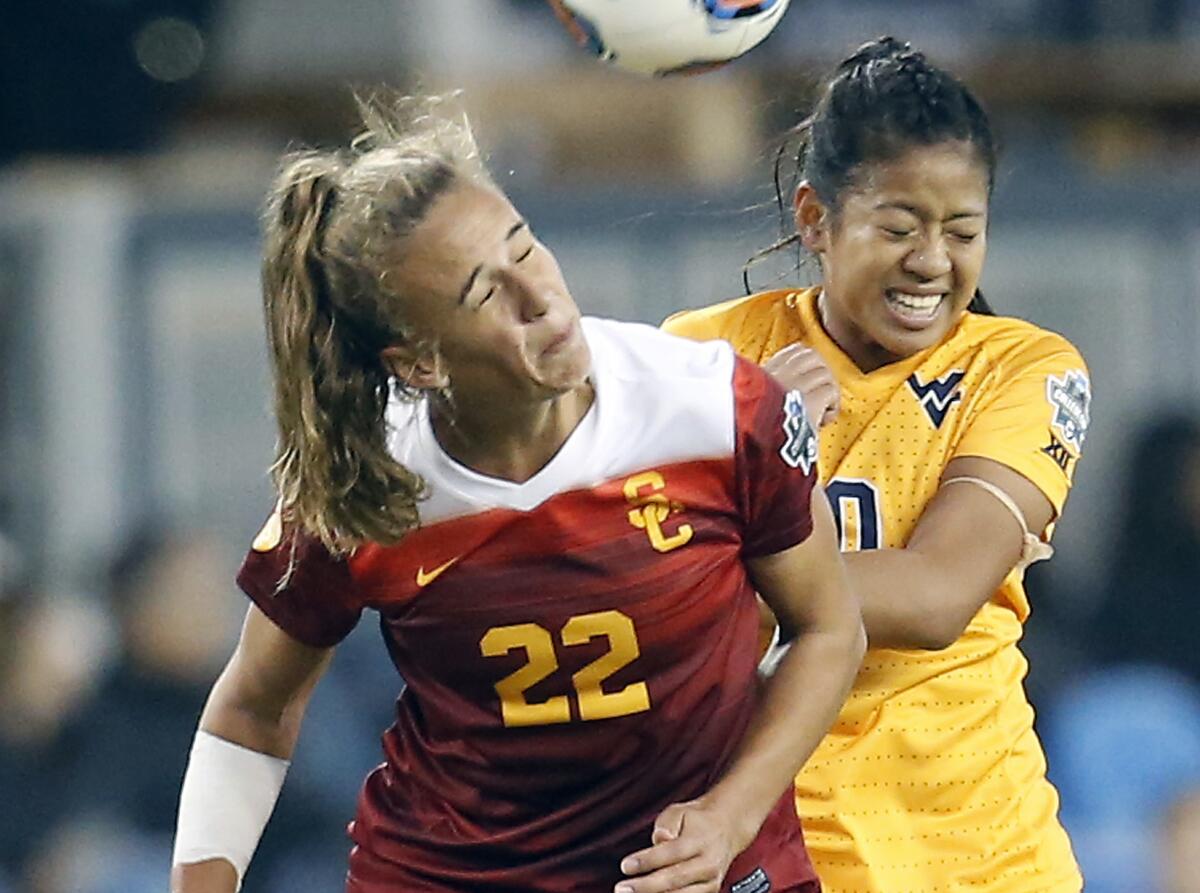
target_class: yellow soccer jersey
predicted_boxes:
[665,287,1087,893]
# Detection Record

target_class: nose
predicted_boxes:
[504,268,553,323]
[902,232,952,281]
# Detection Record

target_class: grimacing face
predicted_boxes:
[797,141,990,371]
[387,181,590,404]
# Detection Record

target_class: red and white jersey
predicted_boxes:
[238,318,821,893]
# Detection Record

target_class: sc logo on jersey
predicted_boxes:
[780,391,817,474]
[624,472,694,553]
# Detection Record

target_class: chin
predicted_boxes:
[555,366,592,395]
[872,323,947,361]
[556,345,593,388]
[874,302,965,357]
[534,358,590,396]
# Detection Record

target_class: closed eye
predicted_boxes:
[515,244,534,263]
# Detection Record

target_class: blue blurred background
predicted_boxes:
[3,1,1200,891]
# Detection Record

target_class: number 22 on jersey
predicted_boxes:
[480,610,651,728]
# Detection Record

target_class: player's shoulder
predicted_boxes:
[957,312,1087,372]
[583,315,737,387]
[661,289,799,342]
[581,316,778,462]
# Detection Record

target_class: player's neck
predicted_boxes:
[429,381,595,483]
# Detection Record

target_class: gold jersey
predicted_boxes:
[665,287,1088,893]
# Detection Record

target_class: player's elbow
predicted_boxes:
[823,599,867,673]
[884,553,982,651]
[910,625,961,652]
[904,605,973,651]
[847,617,868,665]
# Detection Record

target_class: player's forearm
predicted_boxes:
[842,548,989,650]
[171,857,239,893]
[169,672,302,891]
[703,609,865,849]
[172,618,331,891]
[171,719,292,892]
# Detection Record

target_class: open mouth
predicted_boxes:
[884,289,947,328]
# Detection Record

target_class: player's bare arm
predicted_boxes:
[761,326,1056,652]
[197,605,334,756]
[171,606,334,893]
[617,488,865,893]
[843,455,1054,650]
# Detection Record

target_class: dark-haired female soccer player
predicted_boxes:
[168,97,865,893]
[666,37,1088,893]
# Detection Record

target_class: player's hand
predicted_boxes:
[614,798,743,893]
[763,343,840,427]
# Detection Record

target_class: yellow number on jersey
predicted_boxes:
[480,610,651,728]
[479,623,571,727]
[563,611,650,721]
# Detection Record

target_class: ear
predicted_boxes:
[380,345,448,390]
[793,182,831,255]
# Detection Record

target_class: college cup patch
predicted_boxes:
[780,390,817,474]
[1046,370,1091,453]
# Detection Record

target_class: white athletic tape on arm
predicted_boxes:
[173,729,290,890]
[940,476,1054,571]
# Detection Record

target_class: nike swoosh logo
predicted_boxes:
[416,557,460,587]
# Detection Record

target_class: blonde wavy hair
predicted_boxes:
[260,94,492,554]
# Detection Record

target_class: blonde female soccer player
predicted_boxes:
[168,97,865,893]
[665,37,1089,893]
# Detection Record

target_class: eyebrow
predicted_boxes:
[458,220,529,305]
[874,201,984,221]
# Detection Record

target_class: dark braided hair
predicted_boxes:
[746,36,997,315]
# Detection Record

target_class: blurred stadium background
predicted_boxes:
[2,1,1200,891]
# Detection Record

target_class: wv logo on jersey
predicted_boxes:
[1047,370,1091,451]
[907,370,965,428]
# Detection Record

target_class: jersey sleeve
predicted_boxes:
[952,334,1091,520]
[235,507,365,648]
[661,306,728,343]
[732,355,818,557]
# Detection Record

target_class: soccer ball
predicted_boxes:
[547,0,791,77]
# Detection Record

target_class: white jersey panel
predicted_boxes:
[385,317,737,525]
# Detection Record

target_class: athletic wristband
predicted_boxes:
[172,730,290,890]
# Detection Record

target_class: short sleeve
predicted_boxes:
[661,307,727,343]
[953,335,1091,519]
[236,508,365,648]
[732,356,818,557]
